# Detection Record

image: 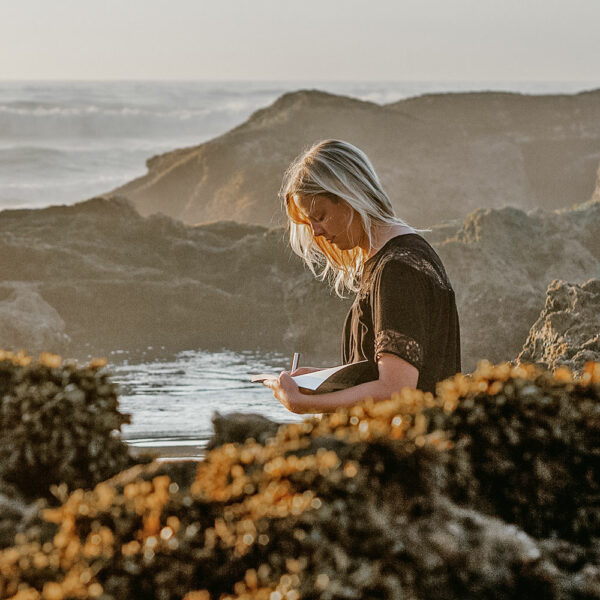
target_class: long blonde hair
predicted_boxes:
[280,139,411,296]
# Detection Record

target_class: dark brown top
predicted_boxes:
[342,233,461,394]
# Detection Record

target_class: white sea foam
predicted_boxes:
[0,104,237,119]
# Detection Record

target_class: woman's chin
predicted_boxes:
[324,237,351,251]
[332,239,352,251]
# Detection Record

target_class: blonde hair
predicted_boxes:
[280,139,411,296]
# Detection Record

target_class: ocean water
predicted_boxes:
[1,80,597,210]
[109,349,306,455]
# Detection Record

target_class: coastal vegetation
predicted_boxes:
[1,352,599,598]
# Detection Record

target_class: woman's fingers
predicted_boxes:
[279,371,297,389]
[263,372,305,413]
[262,375,278,389]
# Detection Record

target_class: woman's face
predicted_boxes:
[296,194,366,251]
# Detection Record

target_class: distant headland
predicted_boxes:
[110,88,600,228]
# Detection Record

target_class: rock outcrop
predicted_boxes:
[1,196,599,371]
[0,283,70,354]
[110,89,600,228]
[519,279,600,373]
[206,411,282,450]
[438,200,600,368]
[0,196,331,360]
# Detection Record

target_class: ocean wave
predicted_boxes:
[0,102,263,140]
[0,170,143,209]
[0,140,198,195]
[0,146,71,175]
[0,136,203,153]
[1,172,130,186]
[0,101,260,119]
[0,145,66,159]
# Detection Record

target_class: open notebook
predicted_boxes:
[251,360,373,394]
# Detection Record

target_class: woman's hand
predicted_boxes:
[264,371,306,414]
[264,353,418,415]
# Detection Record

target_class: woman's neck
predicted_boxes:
[365,222,415,259]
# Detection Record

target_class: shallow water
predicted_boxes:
[108,349,306,456]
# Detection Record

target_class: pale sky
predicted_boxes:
[1,0,599,81]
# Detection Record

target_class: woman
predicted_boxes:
[265,139,460,414]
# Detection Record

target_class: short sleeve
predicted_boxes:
[371,260,430,371]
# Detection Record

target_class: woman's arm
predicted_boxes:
[265,353,418,414]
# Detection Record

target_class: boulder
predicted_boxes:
[519,279,600,373]
[0,283,70,354]
[205,411,281,450]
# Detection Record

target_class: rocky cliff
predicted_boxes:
[110,89,600,228]
[0,196,341,362]
[438,199,600,368]
[1,196,599,371]
[519,278,600,373]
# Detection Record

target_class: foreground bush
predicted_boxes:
[1,361,599,599]
[0,351,134,500]
[431,361,600,543]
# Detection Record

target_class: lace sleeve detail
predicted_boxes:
[374,330,424,370]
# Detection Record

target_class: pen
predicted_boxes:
[291,352,299,372]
